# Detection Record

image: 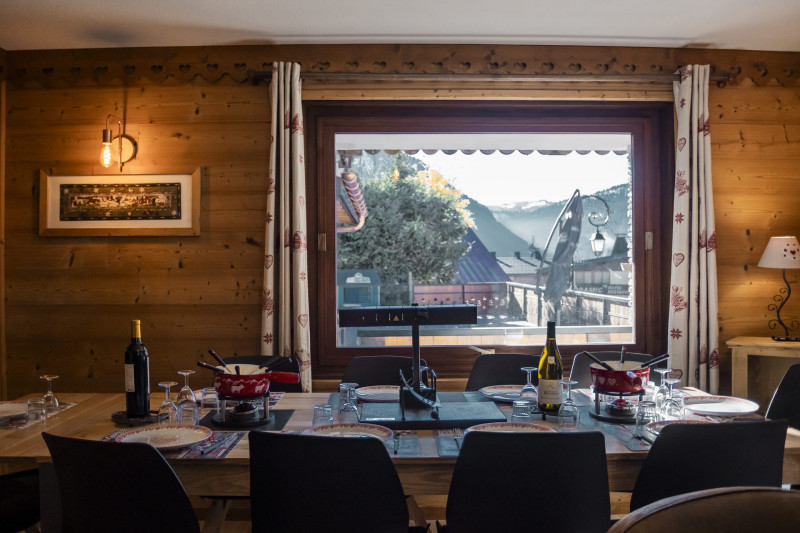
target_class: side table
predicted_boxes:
[727,336,800,398]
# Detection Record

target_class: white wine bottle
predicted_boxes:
[537,320,563,415]
[124,319,150,418]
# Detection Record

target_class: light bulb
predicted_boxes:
[100,141,113,167]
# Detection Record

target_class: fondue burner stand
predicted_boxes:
[589,388,644,424]
[212,391,273,428]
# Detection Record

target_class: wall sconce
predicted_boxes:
[758,235,800,341]
[100,114,137,171]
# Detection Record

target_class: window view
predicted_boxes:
[335,133,634,348]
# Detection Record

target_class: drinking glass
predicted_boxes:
[200,387,219,412]
[157,381,179,426]
[176,370,197,404]
[653,367,672,412]
[635,400,657,438]
[40,374,60,413]
[26,398,47,424]
[338,382,360,423]
[338,382,359,411]
[520,367,538,401]
[557,379,580,429]
[177,401,199,425]
[511,400,531,420]
[312,404,334,427]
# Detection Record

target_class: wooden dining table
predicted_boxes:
[2,390,800,506]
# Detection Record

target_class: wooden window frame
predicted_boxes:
[304,100,675,379]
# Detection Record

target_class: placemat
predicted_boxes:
[102,429,245,459]
[434,429,461,457]
[385,430,420,457]
[0,402,77,430]
[198,409,294,432]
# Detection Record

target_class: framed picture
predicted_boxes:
[39,169,201,236]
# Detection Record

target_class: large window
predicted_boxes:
[305,102,674,376]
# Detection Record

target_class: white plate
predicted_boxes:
[645,419,712,436]
[478,385,528,402]
[355,385,399,402]
[683,395,760,416]
[0,401,28,421]
[115,425,213,451]
[466,422,557,434]
[303,423,393,441]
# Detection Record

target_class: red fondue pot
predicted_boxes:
[590,361,650,394]
[213,364,300,397]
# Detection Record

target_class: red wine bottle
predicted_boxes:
[125,319,150,418]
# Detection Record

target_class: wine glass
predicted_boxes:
[653,367,671,412]
[157,381,179,425]
[40,374,60,414]
[660,374,684,420]
[338,382,360,423]
[557,379,580,429]
[520,367,538,401]
[176,370,197,404]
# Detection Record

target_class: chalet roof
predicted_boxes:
[456,228,511,284]
[496,255,542,276]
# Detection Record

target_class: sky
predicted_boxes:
[415,150,630,207]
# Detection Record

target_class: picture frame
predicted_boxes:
[39,168,201,237]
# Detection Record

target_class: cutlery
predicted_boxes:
[579,351,615,371]
[200,433,236,455]
[393,433,400,455]
[632,353,671,370]
[208,349,232,373]
[619,347,626,369]
[196,361,225,373]
[453,428,464,450]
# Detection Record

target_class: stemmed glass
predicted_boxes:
[176,370,198,425]
[40,375,60,414]
[338,382,360,424]
[660,373,685,420]
[653,367,671,412]
[557,379,580,429]
[157,381,179,425]
[520,367,538,401]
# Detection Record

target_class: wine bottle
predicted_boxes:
[125,319,150,418]
[537,320,563,415]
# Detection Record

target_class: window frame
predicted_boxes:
[304,100,675,378]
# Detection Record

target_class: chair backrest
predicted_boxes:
[609,486,800,533]
[249,431,409,533]
[0,469,40,533]
[766,363,800,429]
[446,430,610,533]
[222,355,302,392]
[629,419,788,511]
[341,355,427,387]
[464,353,541,391]
[41,432,200,533]
[569,350,661,389]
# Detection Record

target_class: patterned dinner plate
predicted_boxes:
[303,423,393,441]
[0,401,28,421]
[683,395,759,416]
[355,385,400,402]
[115,425,212,451]
[478,385,526,402]
[466,422,557,434]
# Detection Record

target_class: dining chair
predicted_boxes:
[609,486,800,533]
[629,419,788,511]
[441,430,610,533]
[41,432,200,533]
[0,469,40,533]
[569,350,661,389]
[464,352,540,391]
[249,430,427,533]
[341,355,428,387]
[766,363,800,429]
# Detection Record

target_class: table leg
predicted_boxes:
[731,346,748,397]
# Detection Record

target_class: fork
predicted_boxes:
[453,428,464,450]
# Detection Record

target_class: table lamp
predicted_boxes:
[758,236,800,341]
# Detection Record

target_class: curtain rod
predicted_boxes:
[247,69,731,86]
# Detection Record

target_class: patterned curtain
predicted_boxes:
[667,65,719,393]
[261,62,312,392]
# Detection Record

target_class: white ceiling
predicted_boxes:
[1,0,799,52]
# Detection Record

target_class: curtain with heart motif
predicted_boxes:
[667,65,719,393]
[261,62,312,392]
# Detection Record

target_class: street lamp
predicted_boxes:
[583,195,610,257]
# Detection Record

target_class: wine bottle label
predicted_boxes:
[538,379,562,405]
[548,356,555,364]
[124,363,135,392]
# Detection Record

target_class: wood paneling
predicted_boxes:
[0,43,799,398]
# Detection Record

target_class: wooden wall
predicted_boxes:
[1,44,799,400]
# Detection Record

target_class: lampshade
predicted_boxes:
[758,236,800,269]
